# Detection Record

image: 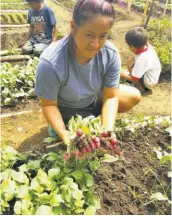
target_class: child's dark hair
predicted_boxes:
[125,27,148,49]
[73,0,115,27]
[26,0,44,3]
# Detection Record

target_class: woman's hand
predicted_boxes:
[60,129,73,145]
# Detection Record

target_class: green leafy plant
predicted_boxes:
[11,14,20,24]
[0,145,101,215]
[18,13,27,24]
[4,14,12,24]
[147,18,171,68]
[1,57,39,106]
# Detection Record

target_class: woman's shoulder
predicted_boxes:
[40,36,69,64]
[103,40,119,54]
[99,40,120,65]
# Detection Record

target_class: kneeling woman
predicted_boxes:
[35,0,141,144]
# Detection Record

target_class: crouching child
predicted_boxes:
[120,27,161,95]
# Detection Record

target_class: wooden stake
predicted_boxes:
[0,24,29,28]
[1,10,28,13]
[1,55,30,62]
[45,142,63,149]
[0,49,21,56]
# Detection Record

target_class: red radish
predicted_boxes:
[111,145,117,150]
[110,137,117,145]
[76,129,83,137]
[78,151,83,157]
[100,137,105,143]
[95,142,101,148]
[80,148,86,154]
[90,141,96,149]
[115,150,120,156]
[93,137,100,143]
[63,152,70,161]
[101,131,109,137]
[73,150,80,158]
[86,147,92,152]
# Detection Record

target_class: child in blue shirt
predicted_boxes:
[22,0,58,56]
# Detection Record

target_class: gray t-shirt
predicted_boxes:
[35,36,121,108]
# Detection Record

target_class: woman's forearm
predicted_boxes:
[101,97,119,131]
[42,105,66,137]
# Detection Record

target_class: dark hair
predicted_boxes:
[26,0,44,3]
[125,27,148,49]
[73,0,115,27]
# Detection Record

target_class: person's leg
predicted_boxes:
[33,43,49,56]
[118,84,141,112]
[134,76,153,96]
[48,106,94,137]
[22,40,34,54]
[48,86,141,137]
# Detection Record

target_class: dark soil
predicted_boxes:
[3,125,171,215]
[95,128,171,215]
[1,29,28,50]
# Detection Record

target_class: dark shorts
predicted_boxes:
[139,76,151,90]
[58,94,102,125]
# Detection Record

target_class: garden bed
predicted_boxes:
[1,115,172,215]
[0,13,27,25]
[1,4,29,11]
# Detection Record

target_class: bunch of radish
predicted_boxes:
[63,129,120,161]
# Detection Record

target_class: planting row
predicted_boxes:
[118,0,171,14]
[1,57,38,106]
[0,13,27,25]
[1,4,29,10]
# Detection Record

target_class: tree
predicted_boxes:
[141,0,150,25]
[144,0,155,29]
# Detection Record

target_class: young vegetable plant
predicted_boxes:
[0,145,101,215]
[1,57,39,106]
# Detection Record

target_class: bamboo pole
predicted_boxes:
[0,2,27,5]
[0,24,30,28]
[53,0,60,5]
[45,142,63,149]
[0,49,21,56]
[163,0,169,16]
[1,55,30,62]
[1,10,28,13]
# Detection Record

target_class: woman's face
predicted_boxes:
[71,15,112,59]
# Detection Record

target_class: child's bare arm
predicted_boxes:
[120,71,138,83]
[127,56,135,73]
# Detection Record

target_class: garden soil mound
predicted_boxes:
[96,128,171,215]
